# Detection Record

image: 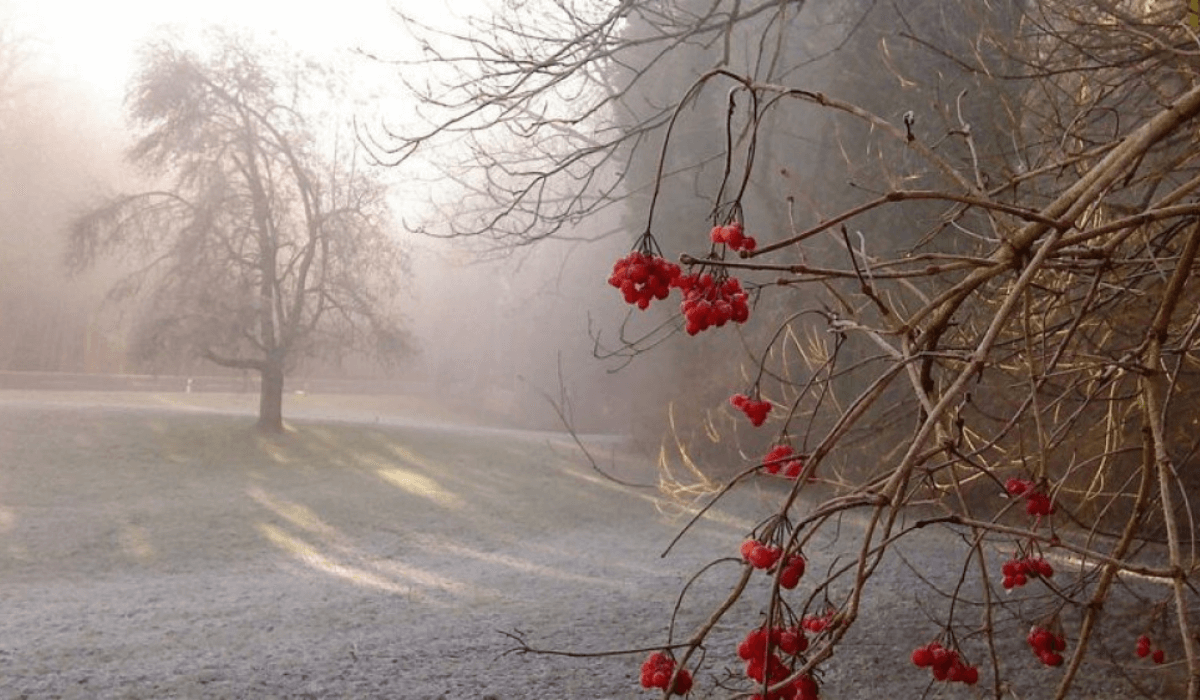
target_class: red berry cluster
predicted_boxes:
[762,444,805,480]
[1136,635,1166,664]
[1006,478,1056,516]
[739,540,806,588]
[732,393,772,426]
[741,539,782,570]
[1027,626,1067,666]
[609,251,683,310]
[678,272,750,335]
[910,641,980,685]
[738,628,818,699]
[739,626,809,661]
[639,651,693,695]
[1001,556,1054,589]
[711,222,757,252]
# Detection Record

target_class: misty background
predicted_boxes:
[0,0,656,436]
[0,0,1039,454]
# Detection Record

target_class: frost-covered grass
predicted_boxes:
[0,393,1166,698]
[0,392,743,699]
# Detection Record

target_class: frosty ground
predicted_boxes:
[0,392,1171,698]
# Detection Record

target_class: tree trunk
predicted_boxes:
[258,361,285,432]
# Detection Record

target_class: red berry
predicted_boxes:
[1028,627,1051,651]
[783,456,805,480]
[1025,491,1055,517]
[778,629,807,655]
[1005,477,1030,496]
[794,674,819,700]
[947,660,968,683]
[931,647,955,673]
[738,628,768,661]
[802,612,832,633]
[763,445,793,475]
[747,544,781,570]
[911,647,934,667]
[779,554,806,589]
[1153,649,1165,664]
[724,226,744,249]
[667,668,692,695]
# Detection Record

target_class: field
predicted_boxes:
[0,392,1166,698]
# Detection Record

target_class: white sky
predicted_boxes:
[9,0,440,103]
[6,0,489,220]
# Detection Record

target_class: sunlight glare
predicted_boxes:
[376,467,465,510]
[247,486,337,537]
[257,522,408,595]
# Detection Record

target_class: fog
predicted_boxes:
[0,3,660,437]
[392,233,656,433]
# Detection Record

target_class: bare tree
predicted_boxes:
[69,31,408,432]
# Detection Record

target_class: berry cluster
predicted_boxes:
[1136,635,1166,664]
[607,245,754,337]
[711,222,758,252]
[762,444,805,480]
[609,251,682,310]
[1001,556,1054,589]
[741,539,782,570]
[739,540,806,588]
[1005,478,1056,517]
[738,628,818,699]
[640,651,693,695]
[1027,626,1067,666]
[732,393,772,426]
[910,641,980,685]
[739,626,809,661]
[678,272,750,335]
